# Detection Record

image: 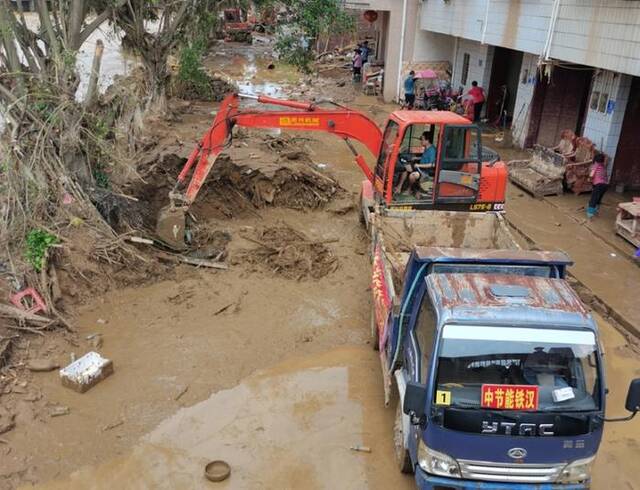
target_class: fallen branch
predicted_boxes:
[0,304,54,326]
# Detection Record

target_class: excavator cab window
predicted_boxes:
[435,125,482,204]
[376,120,399,180]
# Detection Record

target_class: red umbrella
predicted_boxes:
[414,69,438,79]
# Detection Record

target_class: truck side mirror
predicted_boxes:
[625,378,640,413]
[404,381,428,422]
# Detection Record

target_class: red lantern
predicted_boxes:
[363,10,378,23]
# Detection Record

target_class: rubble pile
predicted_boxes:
[237,225,338,280]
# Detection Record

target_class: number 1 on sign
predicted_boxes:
[435,390,451,406]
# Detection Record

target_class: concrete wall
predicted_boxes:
[451,39,493,92]
[583,72,633,167]
[511,53,539,147]
[363,0,421,101]
[552,3,640,77]
[420,0,553,53]
[412,29,455,63]
[419,0,640,78]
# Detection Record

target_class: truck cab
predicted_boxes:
[381,248,640,489]
[371,112,506,213]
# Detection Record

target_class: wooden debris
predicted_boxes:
[129,236,154,245]
[213,303,234,316]
[174,385,189,401]
[102,420,125,431]
[156,252,228,270]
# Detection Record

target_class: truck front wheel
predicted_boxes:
[394,401,413,473]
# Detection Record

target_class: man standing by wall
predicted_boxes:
[404,70,416,109]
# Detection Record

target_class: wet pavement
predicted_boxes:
[506,183,640,337]
[26,347,414,490]
[23,312,640,490]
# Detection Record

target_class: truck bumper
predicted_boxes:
[414,469,589,490]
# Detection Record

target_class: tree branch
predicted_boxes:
[78,0,128,47]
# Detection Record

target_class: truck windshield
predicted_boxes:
[435,325,600,412]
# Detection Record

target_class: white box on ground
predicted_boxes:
[552,386,575,403]
[59,351,114,393]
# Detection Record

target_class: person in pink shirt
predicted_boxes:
[587,153,608,218]
[352,49,362,82]
[467,81,485,122]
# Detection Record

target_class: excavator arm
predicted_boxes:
[175,93,383,205]
[158,92,383,249]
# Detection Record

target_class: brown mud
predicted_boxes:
[1,44,639,490]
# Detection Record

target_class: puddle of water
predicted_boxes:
[29,346,412,490]
[235,50,284,99]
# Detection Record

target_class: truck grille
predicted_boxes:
[458,459,565,483]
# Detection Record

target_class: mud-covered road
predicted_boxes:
[2,44,639,490]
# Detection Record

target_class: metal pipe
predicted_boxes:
[395,0,409,102]
[543,0,561,60]
[481,0,491,45]
[451,36,460,87]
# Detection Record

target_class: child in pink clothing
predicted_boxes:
[587,153,608,218]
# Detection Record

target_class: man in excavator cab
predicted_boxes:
[394,131,436,199]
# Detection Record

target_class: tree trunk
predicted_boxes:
[143,53,170,114]
[0,2,24,93]
[84,39,104,107]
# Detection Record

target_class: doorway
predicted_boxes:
[525,65,593,147]
[486,47,523,126]
[613,77,640,190]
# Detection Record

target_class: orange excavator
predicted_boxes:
[157,93,507,249]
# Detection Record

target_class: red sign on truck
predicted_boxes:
[481,384,539,410]
[371,244,391,348]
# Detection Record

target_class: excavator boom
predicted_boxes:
[157,92,383,248]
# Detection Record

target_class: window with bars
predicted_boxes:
[461,53,470,86]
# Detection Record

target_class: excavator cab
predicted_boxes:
[374,114,499,211]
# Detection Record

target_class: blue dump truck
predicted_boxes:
[369,210,640,490]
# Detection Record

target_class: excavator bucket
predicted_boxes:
[156,205,188,250]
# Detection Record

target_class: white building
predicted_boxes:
[362,0,640,190]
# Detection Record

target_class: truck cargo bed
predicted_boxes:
[371,211,520,295]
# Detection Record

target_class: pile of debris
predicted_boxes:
[237,225,338,280]
[207,154,342,211]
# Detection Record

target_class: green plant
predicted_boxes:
[174,43,213,99]
[93,163,110,189]
[260,0,355,71]
[275,32,314,72]
[25,229,58,272]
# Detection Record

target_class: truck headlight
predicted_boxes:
[417,440,461,478]
[558,456,595,484]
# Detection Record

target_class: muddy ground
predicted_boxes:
[1,43,639,490]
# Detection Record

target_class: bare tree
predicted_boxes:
[0,0,128,254]
[111,1,201,113]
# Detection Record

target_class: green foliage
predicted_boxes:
[175,43,214,99]
[274,32,314,73]
[93,162,110,189]
[25,229,58,272]
[260,0,355,71]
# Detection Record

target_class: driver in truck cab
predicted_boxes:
[395,131,436,197]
